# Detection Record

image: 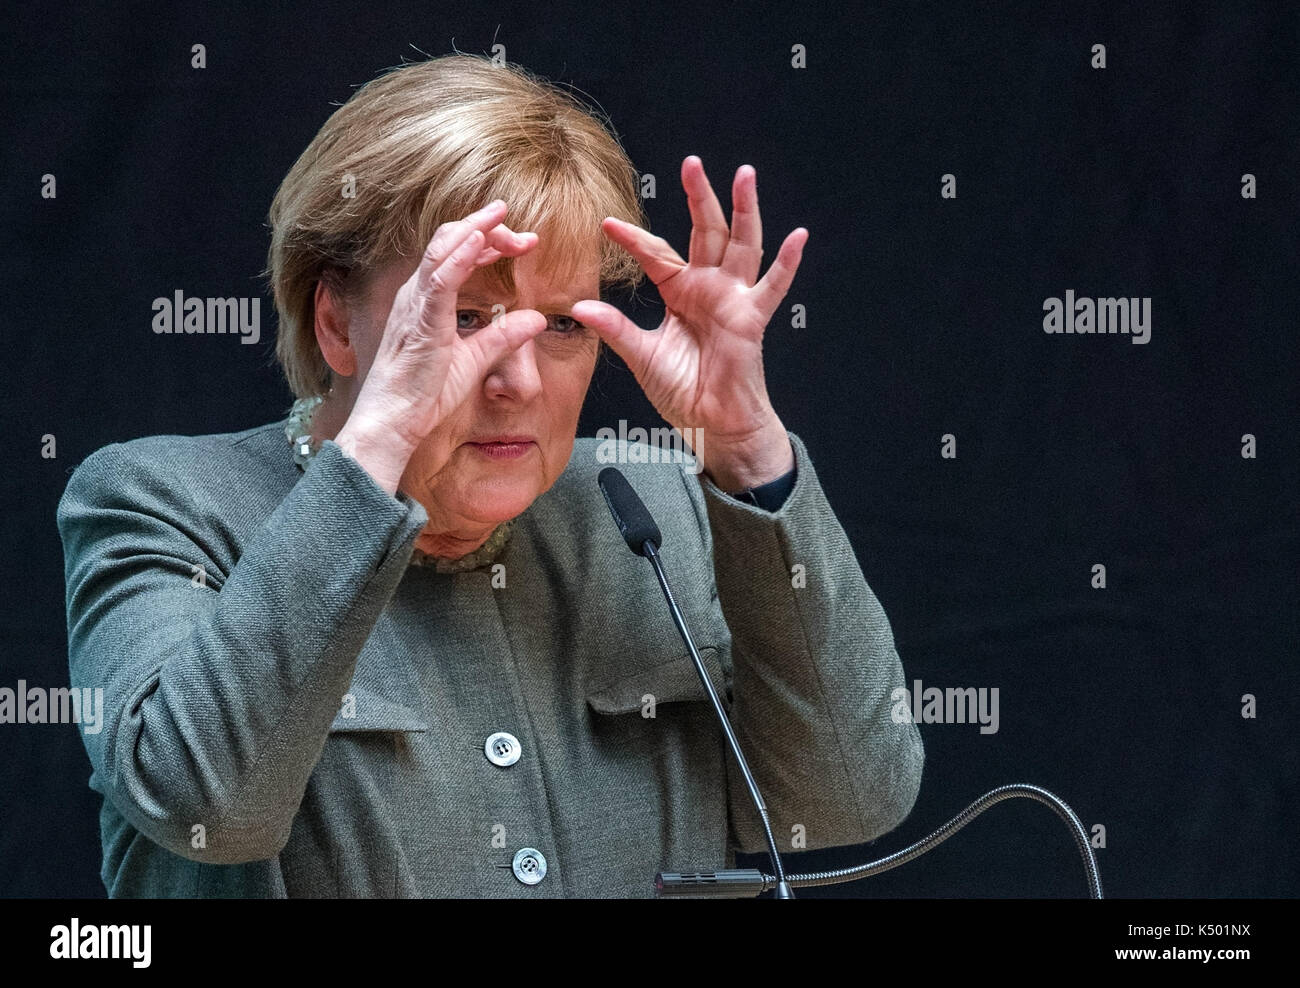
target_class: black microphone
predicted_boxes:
[597,466,795,899]
[597,467,661,556]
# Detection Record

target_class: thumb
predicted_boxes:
[467,308,549,368]
[571,300,651,375]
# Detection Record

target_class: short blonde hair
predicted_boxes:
[264,53,647,398]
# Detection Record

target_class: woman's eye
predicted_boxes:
[456,310,584,334]
[548,314,585,334]
[456,310,487,332]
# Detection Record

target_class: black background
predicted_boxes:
[2,1,1296,898]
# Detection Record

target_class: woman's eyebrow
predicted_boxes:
[459,293,588,308]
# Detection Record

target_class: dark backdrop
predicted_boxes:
[3,0,1296,898]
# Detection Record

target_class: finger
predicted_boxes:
[474,224,538,268]
[416,228,486,339]
[750,227,808,323]
[721,165,763,286]
[682,156,728,267]
[415,200,508,298]
[484,224,538,257]
[463,307,550,369]
[599,217,686,287]
[569,299,655,376]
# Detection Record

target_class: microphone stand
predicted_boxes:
[642,540,795,899]
[599,466,1103,899]
[645,538,1103,900]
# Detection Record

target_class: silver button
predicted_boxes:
[485,731,521,767]
[512,847,547,885]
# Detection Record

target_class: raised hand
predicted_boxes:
[570,157,805,491]
[336,200,549,493]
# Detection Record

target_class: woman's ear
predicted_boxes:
[314,271,357,378]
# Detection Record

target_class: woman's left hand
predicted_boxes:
[570,156,806,492]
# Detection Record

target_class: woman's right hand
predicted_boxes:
[334,200,549,494]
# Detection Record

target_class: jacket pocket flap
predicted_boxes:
[586,646,727,715]
[329,689,430,733]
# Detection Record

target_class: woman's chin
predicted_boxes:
[454,476,542,525]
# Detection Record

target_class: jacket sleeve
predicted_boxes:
[56,437,428,865]
[689,430,925,855]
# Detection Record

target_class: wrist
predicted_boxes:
[334,418,416,497]
[701,417,795,493]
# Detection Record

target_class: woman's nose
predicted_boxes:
[483,326,544,402]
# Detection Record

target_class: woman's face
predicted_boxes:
[349,248,602,539]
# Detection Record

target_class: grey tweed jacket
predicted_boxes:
[56,420,924,897]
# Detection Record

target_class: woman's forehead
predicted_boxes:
[471,243,600,299]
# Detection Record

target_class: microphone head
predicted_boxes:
[597,467,662,557]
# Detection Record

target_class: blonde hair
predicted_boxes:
[264,53,647,398]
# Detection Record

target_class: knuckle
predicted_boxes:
[412,312,440,339]
[437,217,470,238]
[427,269,451,296]
[424,220,469,260]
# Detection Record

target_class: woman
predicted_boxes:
[58,54,924,897]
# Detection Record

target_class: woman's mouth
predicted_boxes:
[466,439,537,460]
